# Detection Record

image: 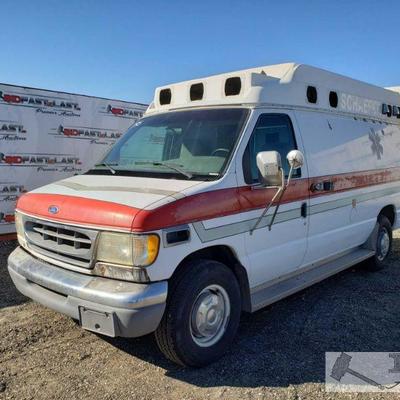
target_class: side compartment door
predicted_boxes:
[236,111,309,289]
[295,110,374,265]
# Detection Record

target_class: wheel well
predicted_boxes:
[379,205,396,226]
[172,245,252,312]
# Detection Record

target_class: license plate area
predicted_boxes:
[79,307,116,337]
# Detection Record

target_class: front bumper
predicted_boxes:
[8,247,168,338]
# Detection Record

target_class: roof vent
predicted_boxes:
[307,86,318,104]
[329,91,338,108]
[225,77,241,96]
[393,106,400,118]
[159,88,172,105]
[190,83,204,101]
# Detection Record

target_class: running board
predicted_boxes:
[250,248,374,312]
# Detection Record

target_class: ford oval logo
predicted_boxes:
[48,205,59,214]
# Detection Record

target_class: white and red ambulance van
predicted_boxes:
[8,63,400,366]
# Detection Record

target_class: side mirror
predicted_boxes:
[251,149,305,234]
[286,150,304,170]
[256,151,283,186]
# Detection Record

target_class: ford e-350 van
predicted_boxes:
[8,63,400,366]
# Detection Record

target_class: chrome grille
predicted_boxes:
[23,216,98,269]
[31,224,92,248]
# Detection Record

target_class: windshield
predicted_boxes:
[88,108,249,179]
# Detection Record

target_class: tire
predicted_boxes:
[155,259,241,367]
[364,215,392,271]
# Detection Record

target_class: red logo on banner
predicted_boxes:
[0,212,15,223]
[111,107,124,115]
[63,128,80,136]
[0,90,81,110]
[106,104,143,118]
[2,155,22,164]
[3,94,22,103]
[0,153,81,165]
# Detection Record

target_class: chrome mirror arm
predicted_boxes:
[249,164,294,235]
[267,164,294,230]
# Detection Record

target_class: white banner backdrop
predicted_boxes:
[0,83,147,236]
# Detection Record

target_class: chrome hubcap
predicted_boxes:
[377,228,390,261]
[190,284,230,347]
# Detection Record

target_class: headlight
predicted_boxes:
[15,212,26,247]
[96,232,159,267]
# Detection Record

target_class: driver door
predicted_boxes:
[236,110,309,289]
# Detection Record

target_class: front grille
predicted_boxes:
[23,216,98,269]
[31,223,92,249]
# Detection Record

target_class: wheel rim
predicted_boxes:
[190,284,231,347]
[377,227,390,261]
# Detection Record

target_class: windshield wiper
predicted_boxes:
[135,161,193,179]
[94,162,116,175]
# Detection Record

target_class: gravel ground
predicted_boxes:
[1,235,400,400]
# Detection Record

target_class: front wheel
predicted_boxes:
[364,215,392,271]
[155,259,241,367]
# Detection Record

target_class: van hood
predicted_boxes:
[16,174,205,231]
[30,174,202,209]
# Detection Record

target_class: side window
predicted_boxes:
[243,114,300,184]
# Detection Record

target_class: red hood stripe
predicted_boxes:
[17,193,139,230]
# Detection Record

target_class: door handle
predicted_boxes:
[301,202,307,218]
[310,180,334,192]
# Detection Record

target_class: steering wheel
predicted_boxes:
[211,148,230,157]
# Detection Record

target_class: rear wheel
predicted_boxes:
[155,259,241,367]
[364,215,392,271]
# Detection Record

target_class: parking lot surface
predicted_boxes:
[1,235,400,400]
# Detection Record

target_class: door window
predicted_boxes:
[243,114,300,184]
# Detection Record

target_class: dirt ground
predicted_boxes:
[1,234,400,400]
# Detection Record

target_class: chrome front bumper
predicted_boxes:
[8,247,168,338]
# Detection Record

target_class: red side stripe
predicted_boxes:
[309,168,400,196]
[132,187,243,232]
[134,168,400,231]
[16,167,400,233]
